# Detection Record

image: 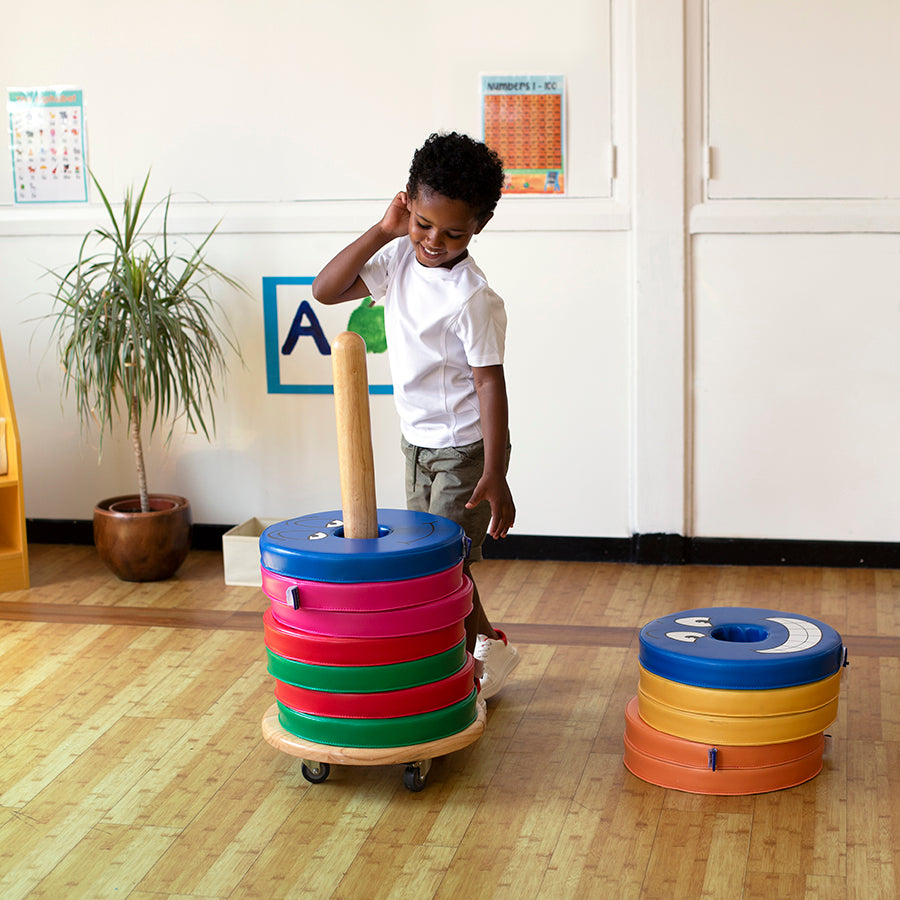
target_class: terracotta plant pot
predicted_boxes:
[93,494,192,582]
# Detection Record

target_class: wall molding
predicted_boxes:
[690,200,900,234]
[0,198,632,238]
[487,532,900,568]
[26,519,900,570]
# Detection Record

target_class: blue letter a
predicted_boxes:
[282,300,331,356]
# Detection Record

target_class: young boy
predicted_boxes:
[312,131,519,700]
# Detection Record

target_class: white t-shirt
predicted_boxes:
[361,238,506,449]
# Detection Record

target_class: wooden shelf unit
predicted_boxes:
[0,331,28,591]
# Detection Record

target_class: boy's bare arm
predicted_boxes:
[312,191,411,304]
[468,364,515,539]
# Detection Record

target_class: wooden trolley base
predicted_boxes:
[261,699,486,791]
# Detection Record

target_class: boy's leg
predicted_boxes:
[401,436,507,651]
[465,578,498,648]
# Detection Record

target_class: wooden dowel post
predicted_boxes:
[332,331,378,539]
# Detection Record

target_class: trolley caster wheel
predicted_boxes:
[403,758,432,792]
[301,760,330,784]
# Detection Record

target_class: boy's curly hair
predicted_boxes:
[408,132,505,222]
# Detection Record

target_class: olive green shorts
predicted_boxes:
[401,436,511,564]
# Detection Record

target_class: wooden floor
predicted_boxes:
[0,545,898,899]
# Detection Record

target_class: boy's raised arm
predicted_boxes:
[312,191,411,305]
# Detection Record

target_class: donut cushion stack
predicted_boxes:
[260,509,479,748]
[624,607,846,795]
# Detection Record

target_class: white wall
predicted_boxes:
[2,1,898,545]
[692,234,900,542]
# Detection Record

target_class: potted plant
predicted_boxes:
[46,171,243,581]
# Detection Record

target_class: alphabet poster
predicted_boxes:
[7,86,88,203]
[262,277,393,394]
[481,75,566,194]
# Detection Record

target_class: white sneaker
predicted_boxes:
[474,630,519,700]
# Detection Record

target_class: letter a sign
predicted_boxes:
[262,276,392,394]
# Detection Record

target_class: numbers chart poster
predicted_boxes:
[482,75,566,195]
[8,86,88,203]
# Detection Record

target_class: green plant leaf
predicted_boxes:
[43,169,247,505]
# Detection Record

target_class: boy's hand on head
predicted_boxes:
[379,191,411,240]
[466,474,516,540]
